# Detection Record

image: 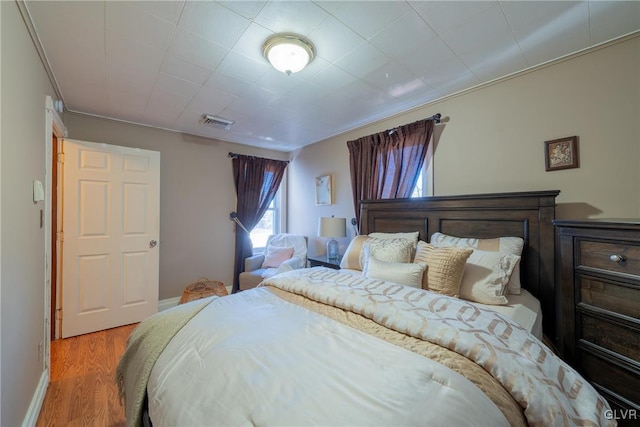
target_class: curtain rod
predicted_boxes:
[228,152,289,164]
[388,113,441,135]
[427,113,441,124]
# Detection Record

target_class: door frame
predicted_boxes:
[44,96,66,364]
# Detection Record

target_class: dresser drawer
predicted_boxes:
[579,276,640,319]
[578,239,640,276]
[580,351,640,403]
[581,315,640,361]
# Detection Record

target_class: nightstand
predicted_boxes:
[308,255,342,270]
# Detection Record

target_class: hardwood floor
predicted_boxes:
[36,323,138,427]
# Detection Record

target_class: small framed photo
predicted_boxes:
[545,136,579,171]
[315,175,332,205]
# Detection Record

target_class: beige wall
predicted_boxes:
[1,2,56,425]
[65,113,288,300]
[288,35,640,253]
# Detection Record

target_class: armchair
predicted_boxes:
[238,234,308,291]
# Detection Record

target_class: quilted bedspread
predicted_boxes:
[261,267,613,427]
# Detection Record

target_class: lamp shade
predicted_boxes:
[318,217,347,238]
[318,217,346,260]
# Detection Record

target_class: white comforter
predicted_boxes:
[148,287,509,426]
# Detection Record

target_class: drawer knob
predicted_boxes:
[609,254,625,263]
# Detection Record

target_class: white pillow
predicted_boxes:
[363,254,426,288]
[430,232,524,295]
[459,250,520,305]
[360,237,413,267]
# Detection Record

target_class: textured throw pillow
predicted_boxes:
[360,237,414,267]
[422,244,473,297]
[369,231,420,259]
[459,250,520,305]
[430,232,524,295]
[340,235,369,270]
[261,246,294,268]
[362,254,426,288]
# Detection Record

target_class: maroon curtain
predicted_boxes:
[347,119,435,228]
[231,155,288,293]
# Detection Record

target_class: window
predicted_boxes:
[411,168,424,197]
[250,190,281,251]
[411,144,434,198]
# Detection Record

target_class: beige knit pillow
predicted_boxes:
[430,232,524,294]
[422,243,473,297]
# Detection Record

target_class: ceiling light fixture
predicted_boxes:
[263,33,315,76]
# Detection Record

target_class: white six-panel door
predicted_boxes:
[62,139,160,338]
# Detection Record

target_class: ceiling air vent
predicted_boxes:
[199,114,234,130]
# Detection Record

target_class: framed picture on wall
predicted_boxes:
[315,175,332,205]
[545,136,579,171]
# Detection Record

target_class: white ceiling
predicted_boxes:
[25,1,640,152]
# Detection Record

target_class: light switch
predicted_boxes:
[33,180,44,202]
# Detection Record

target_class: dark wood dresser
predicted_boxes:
[555,219,640,423]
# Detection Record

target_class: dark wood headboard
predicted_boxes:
[360,190,560,340]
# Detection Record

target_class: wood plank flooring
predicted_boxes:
[36,323,138,427]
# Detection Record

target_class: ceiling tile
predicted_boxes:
[187,85,238,116]
[105,1,177,51]
[218,1,267,20]
[315,1,410,40]
[308,65,357,92]
[418,55,479,93]
[218,51,271,84]
[148,88,193,113]
[226,92,279,117]
[333,42,389,78]
[369,12,438,60]
[132,1,186,24]
[154,73,202,99]
[231,23,274,63]
[169,30,229,70]
[362,61,417,94]
[253,1,329,36]
[589,1,640,45]
[106,89,148,118]
[400,37,456,77]
[501,1,589,66]
[27,1,104,35]
[458,38,528,81]
[410,1,495,35]
[61,82,108,116]
[253,68,307,97]
[179,1,250,48]
[437,3,512,56]
[162,55,214,86]
[201,71,258,97]
[106,31,166,95]
[309,16,365,63]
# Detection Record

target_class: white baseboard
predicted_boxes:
[23,369,48,427]
[158,296,180,311]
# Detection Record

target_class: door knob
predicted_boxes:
[149,240,157,248]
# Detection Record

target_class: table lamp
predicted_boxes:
[318,216,347,260]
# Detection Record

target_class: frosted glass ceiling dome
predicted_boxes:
[263,33,315,75]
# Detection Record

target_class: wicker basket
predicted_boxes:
[179,278,227,304]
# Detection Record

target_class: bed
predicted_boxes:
[117,190,614,427]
